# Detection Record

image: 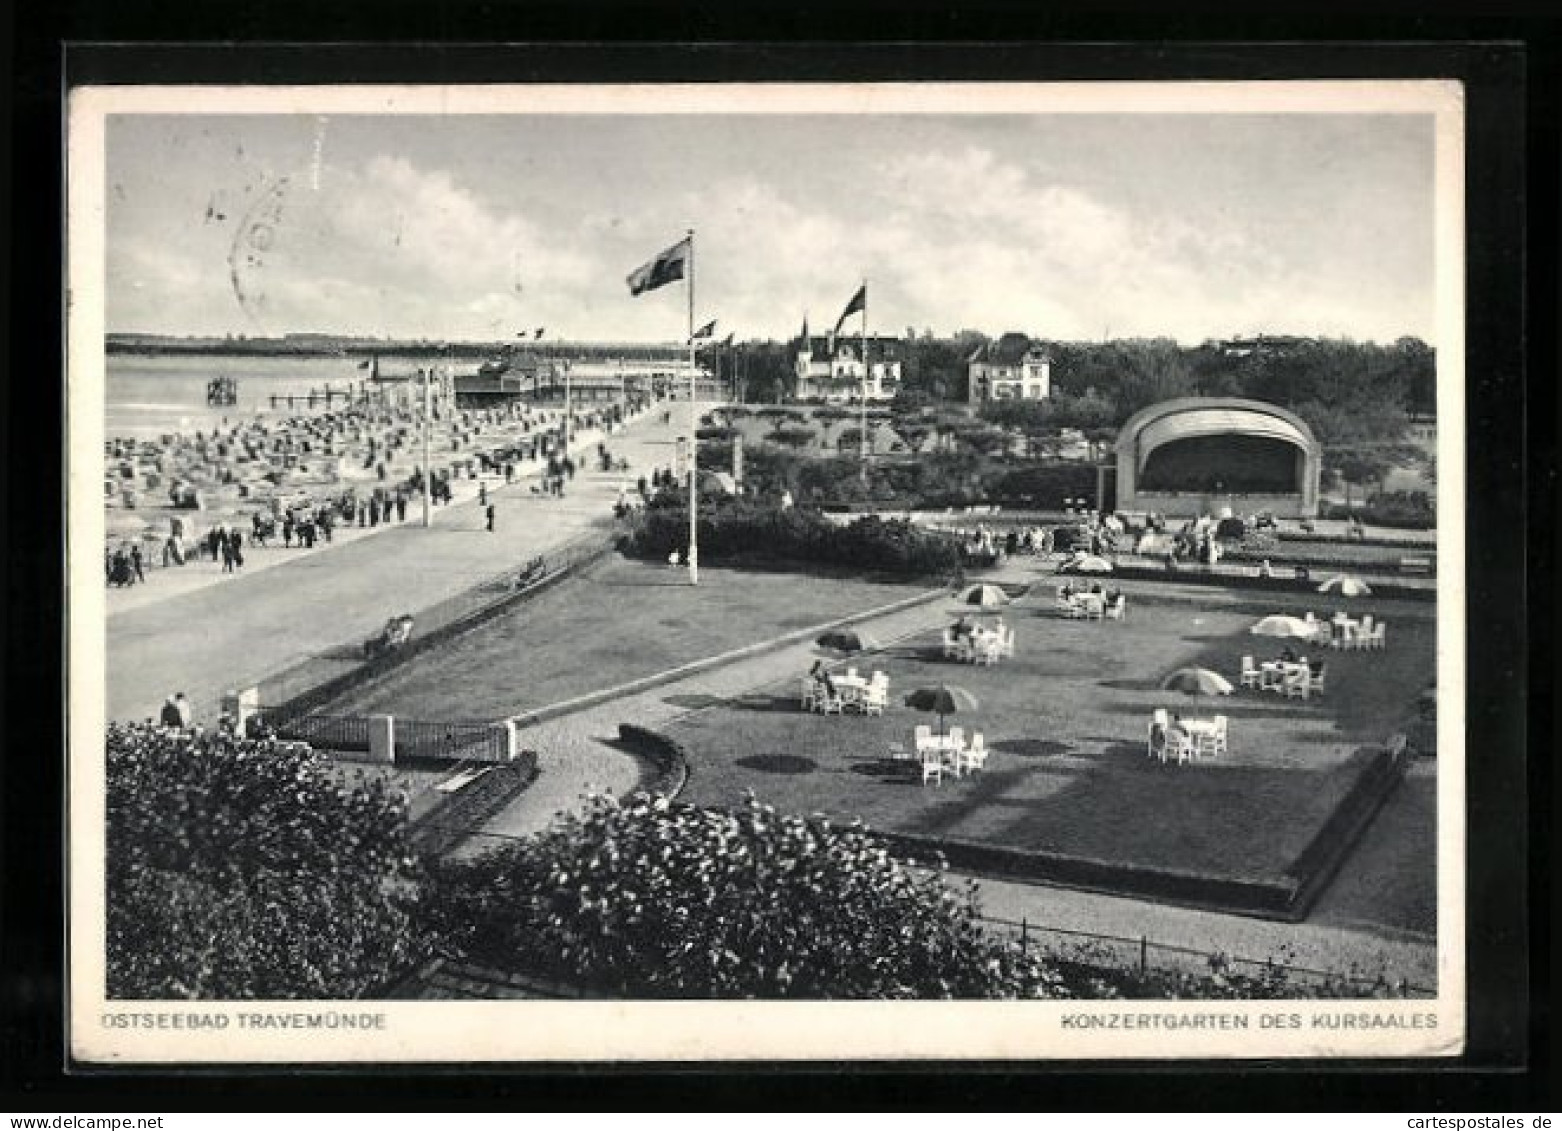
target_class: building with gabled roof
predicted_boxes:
[794,335,903,403]
[967,333,1052,405]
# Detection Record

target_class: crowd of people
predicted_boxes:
[106,387,650,590]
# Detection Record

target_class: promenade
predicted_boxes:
[103,403,689,721]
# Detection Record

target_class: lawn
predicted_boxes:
[666,583,1436,892]
[327,556,937,721]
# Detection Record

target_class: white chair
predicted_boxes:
[1239,655,1260,689]
[914,725,935,757]
[920,753,944,786]
[1308,662,1327,697]
[818,687,845,715]
[1207,715,1229,757]
[941,628,962,659]
[1105,596,1126,620]
[1359,615,1375,639]
[1152,707,1170,730]
[845,666,859,681]
[974,637,1001,666]
[960,732,989,774]
[1284,669,1309,700]
[1370,623,1387,650]
[999,625,1016,658]
[887,741,911,762]
[861,682,888,716]
[801,677,821,712]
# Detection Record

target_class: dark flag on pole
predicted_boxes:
[833,284,866,335]
[690,319,717,342]
[627,237,692,296]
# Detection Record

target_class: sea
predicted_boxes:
[104,353,401,440]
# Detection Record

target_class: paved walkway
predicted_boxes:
[460,563,1437,988]
[104,404,687,722]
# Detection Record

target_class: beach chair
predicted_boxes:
[1168,729,1196,766]
[1239,655,1260,689]
[999,625,1016,658]
[1105,596,1127,620]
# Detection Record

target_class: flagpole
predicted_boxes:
[687,229,699,586]
[860,277,869,481]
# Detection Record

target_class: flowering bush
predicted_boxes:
[423,793,1064,999]
[105,723,429,999]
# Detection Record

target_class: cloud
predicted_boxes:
[105,128,1434,345]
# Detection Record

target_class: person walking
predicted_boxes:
[129,543,145,583]
[396,493,407,522]
[485,503,496,533]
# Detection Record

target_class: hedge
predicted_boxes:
[623,499,961,576]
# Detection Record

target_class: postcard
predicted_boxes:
[68,78,1465,1063]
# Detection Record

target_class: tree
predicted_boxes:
[424,793,1061,999]
[106,723,428,999]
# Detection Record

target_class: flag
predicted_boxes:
[690,319,717,342]
[833,283,866,334]
[627,237,691,296]
[800,316,809,343]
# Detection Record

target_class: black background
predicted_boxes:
[4,5,1554,1111]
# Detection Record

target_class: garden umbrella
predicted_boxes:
[1317,574,1373,597]
[903,684,979,736]
[1065,554,1115,574]
[1249,614,1316,638]
[815,628,880,655]
[956,583,1012,608]
[1160,667,1235,696]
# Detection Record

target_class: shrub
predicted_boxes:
[423,793,1064,999]
[985,463,1099,508]
[106,723,429,999]
[622,495,959,575]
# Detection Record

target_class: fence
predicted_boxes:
[976,913,1435,998]
[252,708,370,751]
[395,718,508,762]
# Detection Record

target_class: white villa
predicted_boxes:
[794,335,903,403]
[967,333,1052,404]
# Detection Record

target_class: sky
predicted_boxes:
[103,111,1438,345]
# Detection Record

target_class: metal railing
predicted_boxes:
[252,709,370,751]
[394,719,505,762]
[976,912,1435,998]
